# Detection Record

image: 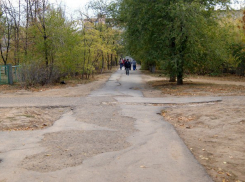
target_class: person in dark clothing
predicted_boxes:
[124,59,131,75]
[122,58,126,68]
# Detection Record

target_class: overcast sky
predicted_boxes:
[48,0,245,20]
[50,0,244,10]
[48,0,93,18]
[9,0,98,19]
[49,0,90,10]
[9,0,245,18]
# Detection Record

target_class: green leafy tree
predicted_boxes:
[230,10,245,76]
[111,0,231,84]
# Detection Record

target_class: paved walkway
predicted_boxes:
[0,68,219,182]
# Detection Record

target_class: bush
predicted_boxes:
[18,61,65,86]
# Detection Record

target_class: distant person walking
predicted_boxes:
[122,58,126,69]
[119,58,123,70]
[124,59,131,75]
[132,60,137,70]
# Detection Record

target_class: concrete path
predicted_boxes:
[0,68,220,182]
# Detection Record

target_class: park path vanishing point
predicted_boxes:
[0,68,221,182]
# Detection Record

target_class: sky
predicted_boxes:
[49,0,93,18]
[51,0,245,9]
[49,0,90,11]
[9,0,99,19]
[9,0,245,18]
[47,0,245,20]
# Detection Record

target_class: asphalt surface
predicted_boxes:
[0,67,220,182]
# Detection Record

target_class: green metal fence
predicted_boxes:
[0,65,19,85]
[12,65,19,82]
[0,65,9,85]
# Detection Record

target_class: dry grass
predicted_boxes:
[148,80,245,96]
[142,70,245,82]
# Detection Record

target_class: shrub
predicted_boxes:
[18,61,65,86]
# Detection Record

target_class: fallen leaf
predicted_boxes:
[226,172,231,176]
[201,157,209,160]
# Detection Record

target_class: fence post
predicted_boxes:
[7,64,13,85]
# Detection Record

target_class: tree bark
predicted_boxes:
[169,74,176,82]
[177,59,183,85]
[101,52,104,74]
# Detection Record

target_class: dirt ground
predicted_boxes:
[142,73,245,182]
[0,72,113,131]
[0,70,245,182]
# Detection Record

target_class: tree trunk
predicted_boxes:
[101,52,104,74]
[111,54,113,69]
[25,0,29,57]
[82,49,86,79]
[169,63,176,82]
[169,75,176,82]
[0,20,11,66]
[82,24,86,79]
[43,34,49,66]
[107,53,109,70]
[236,61,245,76]
[87,48,91,79]
[177,73,183,85]
[115,56,118,66]
[177,59,183,85]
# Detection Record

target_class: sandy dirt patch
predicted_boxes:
[142,73,245,182]
[0,71,113,131]
[21,130,131,172]
[19,98,136,172]
[0,107,70,131]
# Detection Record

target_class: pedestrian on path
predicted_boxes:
[122,58,126,69]
[119,58,123,70]
[124,59,131,75]
[132,60,137,70]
